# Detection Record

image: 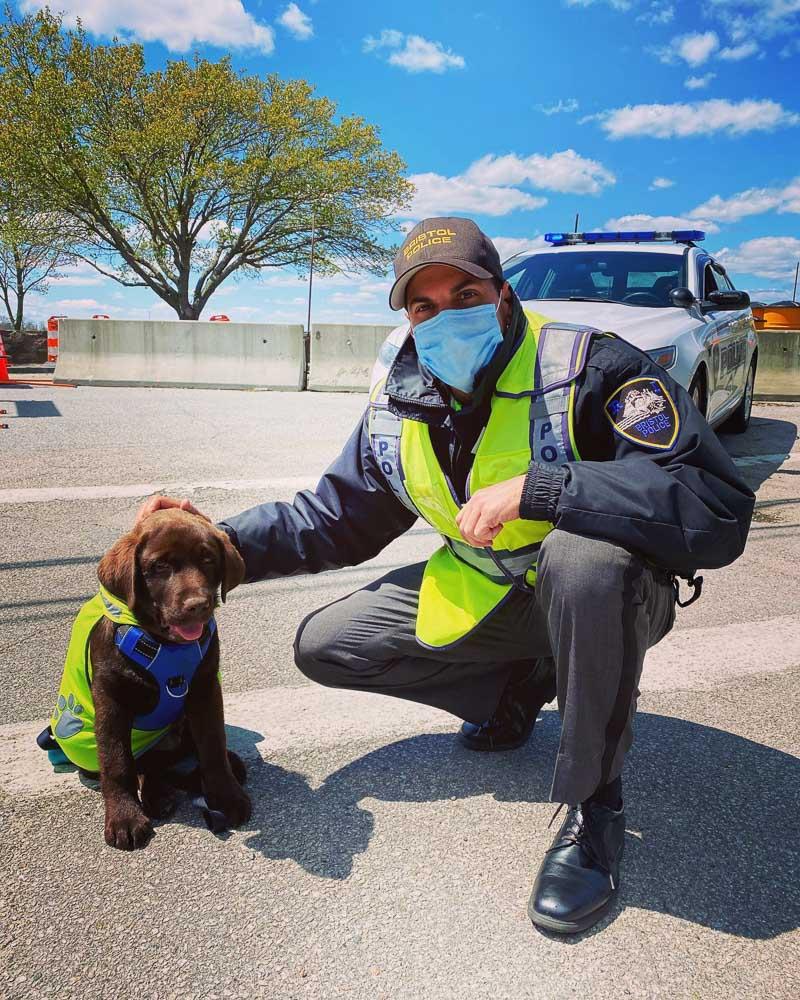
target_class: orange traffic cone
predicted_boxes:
[0,332,10,382]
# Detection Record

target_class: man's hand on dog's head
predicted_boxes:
[135,494,211,528]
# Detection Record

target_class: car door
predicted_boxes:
[713,265,750,407]
[699,261,736,421]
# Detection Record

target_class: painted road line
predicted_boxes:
[3,614,799,798]
[0,478,315,505]
[1,452,798,505]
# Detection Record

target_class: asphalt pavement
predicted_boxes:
[1,384,798,999]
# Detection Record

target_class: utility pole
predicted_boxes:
[793,259,799,302]
[306,209,316,336]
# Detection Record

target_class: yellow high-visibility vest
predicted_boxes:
[368,310,594,648]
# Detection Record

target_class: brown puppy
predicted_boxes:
[90,508,251,850]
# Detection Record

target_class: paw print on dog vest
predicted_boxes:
[54,693,84,739]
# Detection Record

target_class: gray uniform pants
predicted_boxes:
[294,529,677,805]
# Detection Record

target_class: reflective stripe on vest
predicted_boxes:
[368,311,596,648]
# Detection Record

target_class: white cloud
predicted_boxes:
[48,260,108,287]
[637,2,675,24]
[363,29,405,51]
[649,177,675,190]
[406,149,615,218]
[408,172,546,217]
[363,29,465,73]
[690,177,800,221]
[715,236,800,279]
[719,40,760,59]
[684,72,716,89]
[657,31,719,66]
[563,0,632,9]
[277,3,313,40]
[19,0,275,53]
[463,150,616,195]
[708,0,800,43]
[490,235,547,261]
[603,213,720,234]
[535,99,579,115]
[591,98,800,138]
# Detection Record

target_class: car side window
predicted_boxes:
[715,267,734,291]
[703,264,719,298]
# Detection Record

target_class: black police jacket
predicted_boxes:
[220,295,755,583]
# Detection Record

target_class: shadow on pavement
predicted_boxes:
[719,414,798,493]
[239,710,799,941]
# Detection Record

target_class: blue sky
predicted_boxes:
[16,0,800,325]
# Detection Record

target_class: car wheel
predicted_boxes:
[688,367,707,417]
[721,357,756,434]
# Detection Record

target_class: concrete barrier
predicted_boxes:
[308,323,396,391]
[754,329,800,401]
[54,319,305,390]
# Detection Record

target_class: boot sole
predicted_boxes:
[457,728,534,752]
[527,890,616,935]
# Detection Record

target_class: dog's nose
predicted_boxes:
[182,595,212,617]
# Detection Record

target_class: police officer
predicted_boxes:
[143,218,754,935]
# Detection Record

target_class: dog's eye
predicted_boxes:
[147,559,172,577]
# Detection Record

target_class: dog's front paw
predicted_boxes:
[104,800,154,851]
[205,777,252,827]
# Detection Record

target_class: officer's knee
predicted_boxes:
[538,528,641,605]
[293,608,342,687]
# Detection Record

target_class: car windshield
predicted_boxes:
[503,250,687,308]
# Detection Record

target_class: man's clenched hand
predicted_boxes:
[455,475,526,547]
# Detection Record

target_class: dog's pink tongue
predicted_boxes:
[171,622,204,642]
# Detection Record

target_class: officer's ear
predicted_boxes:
[212,526,245,603]
[97,528,144,607]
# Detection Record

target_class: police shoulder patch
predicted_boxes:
[604,376,679,450]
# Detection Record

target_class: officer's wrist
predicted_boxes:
[519,463,566,523]
[216,522,242,555]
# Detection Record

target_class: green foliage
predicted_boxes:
[0,8,412,318]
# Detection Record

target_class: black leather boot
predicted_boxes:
[459,657,556,751]
[528,799,625,934]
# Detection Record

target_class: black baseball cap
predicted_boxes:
[389,217,504,310]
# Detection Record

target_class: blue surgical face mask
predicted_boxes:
[412,296,504,394]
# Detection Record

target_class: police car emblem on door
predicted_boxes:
[605,377,679,450]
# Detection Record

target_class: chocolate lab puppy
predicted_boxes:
[56,508,252,850]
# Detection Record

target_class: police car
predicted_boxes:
[503,230,758,432]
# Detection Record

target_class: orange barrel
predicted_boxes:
[0,331,9,382]
[759,304,800,331]
[47,315,66,362]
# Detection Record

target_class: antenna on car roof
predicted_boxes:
[574,212,579,234]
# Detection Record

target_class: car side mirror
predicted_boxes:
[669,287,695,308]
[702,289,751,312]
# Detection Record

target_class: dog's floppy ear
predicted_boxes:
[97,528,143,607]
[214,527,245,602]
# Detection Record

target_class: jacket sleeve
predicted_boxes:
[545,335,755,576]
[218,410,417,583]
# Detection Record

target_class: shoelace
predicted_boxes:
[545,802,616,889]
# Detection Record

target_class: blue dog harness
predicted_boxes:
[114,620,217,731]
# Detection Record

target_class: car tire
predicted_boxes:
[688,367,707,417]
[721,357,756,434]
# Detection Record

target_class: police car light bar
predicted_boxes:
[544,230,705,246]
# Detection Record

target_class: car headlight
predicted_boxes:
[645,346,677,370]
